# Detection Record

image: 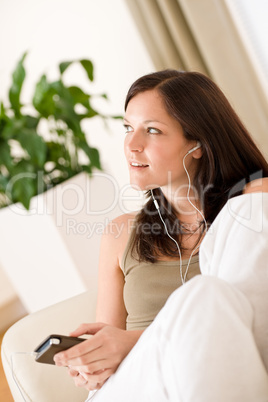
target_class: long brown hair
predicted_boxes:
[125,70,268,263]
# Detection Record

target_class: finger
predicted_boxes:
[91,369,113,385]
[54,337,102,365]
[74,375,89,388]
[69,352,113,374]
[74,373,100,390]
[67,367,79,378]
[82,368,113,385]
[59,334,124,370]
[82,359,112,375]
[69,322,107,337]
[70,362,107,375]
[66,338,123,372]
[60,345,106,368]
[86,382,102,391]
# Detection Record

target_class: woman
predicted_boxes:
[54,70,268,394]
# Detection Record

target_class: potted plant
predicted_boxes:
[0,54,121,314]
[0,52,119,209]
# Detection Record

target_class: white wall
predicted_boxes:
[0,0,154,315]
[0,0,154,192]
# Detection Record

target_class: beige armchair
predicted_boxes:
[1,289,97,401]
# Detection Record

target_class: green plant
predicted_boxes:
[0,53,119,209]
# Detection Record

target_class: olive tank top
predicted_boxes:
[121,227,201,331]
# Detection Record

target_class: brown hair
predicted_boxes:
[125,70,268,263]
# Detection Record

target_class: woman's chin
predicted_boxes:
[129,182,145,191]
[129,181,160,192]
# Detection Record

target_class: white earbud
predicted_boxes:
[187,141,201,155]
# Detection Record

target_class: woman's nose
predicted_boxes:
[127,131,144,153]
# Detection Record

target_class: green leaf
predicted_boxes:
[52,92,83,136]
[55,128,66,136]
[0,102,6,118]
[59,61,73,75]
[33,75,57,116]
[8,52,27,116]
[54,109,82,136]
[79,59,94,81]
[110,115,123,120]
[80,106,99,119]
[24,115,40,130]
[16,130,47,167]
[46,141,68,164]
[79,142,101,169]
[0,141,13,169]
[0,174,9,192]
[68,86,90,107]
[8,160,36,209]
[100,93,109,100]
[33,74,48,109]
[12,174,36,209]
[1,118,22,140]
[81,165,92,174]
[0,103,8,137]
[78,102,99,120]
[46,81,83,135]
[89,147,101,169]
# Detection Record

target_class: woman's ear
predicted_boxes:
[192,147,203,159]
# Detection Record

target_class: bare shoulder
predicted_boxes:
[111,211,138,226]
[106,211,138,238]
[102,212,137,249]
[100,211,138,263]
[243,177,268,194]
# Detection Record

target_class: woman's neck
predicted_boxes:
[161,184,202,223]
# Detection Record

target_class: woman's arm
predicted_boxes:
[54,214,144,390]
[95,215,129,328]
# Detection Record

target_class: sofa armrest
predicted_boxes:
[1,289,97,402]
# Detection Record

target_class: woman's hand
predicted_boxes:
[67,366,106,391]
[53,322,143,390]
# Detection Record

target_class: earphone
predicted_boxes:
[186,141,201,155]
[151,141,207,285]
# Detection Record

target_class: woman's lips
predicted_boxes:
[129,161,149,168]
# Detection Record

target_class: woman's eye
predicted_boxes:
[148,127,161,134]
[123,125,133,133]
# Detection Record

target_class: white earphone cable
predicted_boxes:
[151,190,184,284]
[151,146,208,284]
[182,152,208,282]
[10,351,37,401]
[182,153,208,234]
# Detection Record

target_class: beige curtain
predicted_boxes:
[124,0,268,158]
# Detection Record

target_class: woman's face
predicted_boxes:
[124,89,196,193]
